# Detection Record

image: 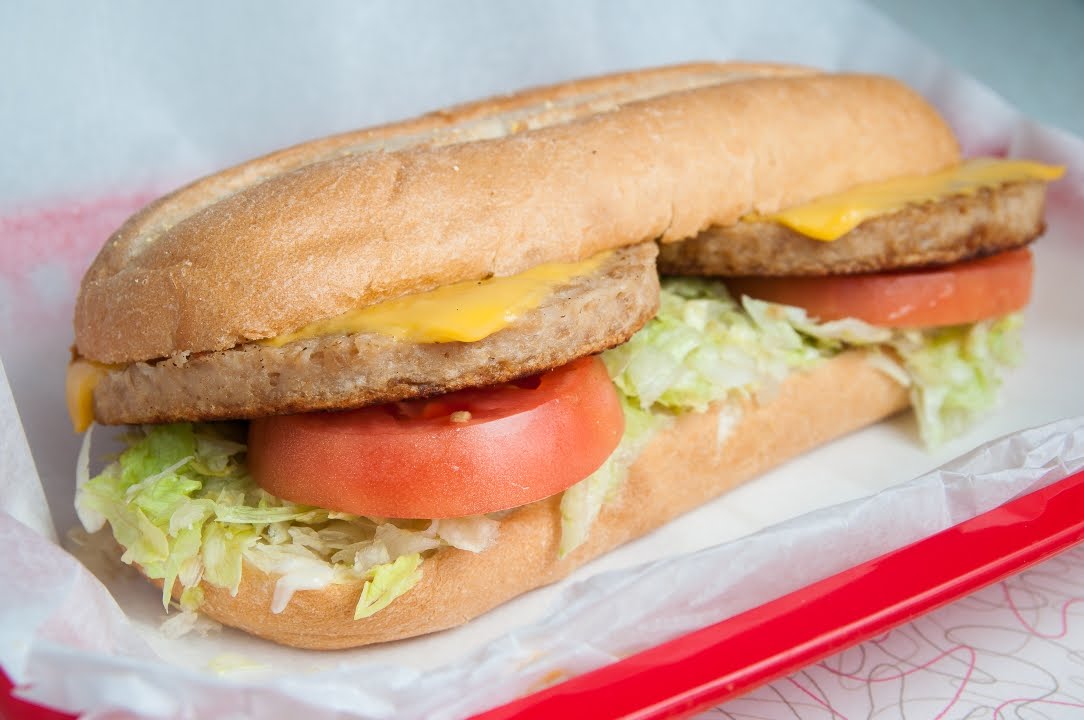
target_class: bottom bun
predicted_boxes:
[181,351,909,649]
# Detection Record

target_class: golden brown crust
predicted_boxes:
[183,351,909,649]
[74,65,959,363]
[658,181,1048,276]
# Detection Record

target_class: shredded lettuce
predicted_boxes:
[77,423,498,617]
[160,607,221,640]
[892,314,1023,447]
[742,296,892,349]
[604,280,759,412]
[605,278,844,415]
[354,553,423,619]
[608,279,1022,448]
[559,398,663,556]
[428,515,500,553]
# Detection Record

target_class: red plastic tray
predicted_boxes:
[472,467,1084,719]
[5,469,1084,720]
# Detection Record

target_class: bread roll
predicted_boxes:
[75,64,959,363]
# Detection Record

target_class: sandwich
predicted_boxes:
[68,63,1063,649]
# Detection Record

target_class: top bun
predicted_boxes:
[74,63,959,364]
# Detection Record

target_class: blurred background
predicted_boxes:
[872,0,1084,136]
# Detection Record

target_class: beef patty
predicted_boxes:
[657,181,1046,277]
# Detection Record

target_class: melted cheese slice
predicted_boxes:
[66,359,112,433]
[758,158,1065,241]
[65,253,609,431]
[262,251,611,347]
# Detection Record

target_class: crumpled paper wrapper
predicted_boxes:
[1,1,1083,718]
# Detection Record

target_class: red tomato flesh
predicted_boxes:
[247,356,624,518]
[724,248,1033,328]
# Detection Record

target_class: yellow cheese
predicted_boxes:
[756,158,1065,241]
[66,358,112,433]
[64,253,609,428]
[262,251,611,347]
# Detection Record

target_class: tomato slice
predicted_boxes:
[725,248,1033,328]
[247,356,624,518]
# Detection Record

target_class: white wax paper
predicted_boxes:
[2,1,1084,718]
[0,357,54,543]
